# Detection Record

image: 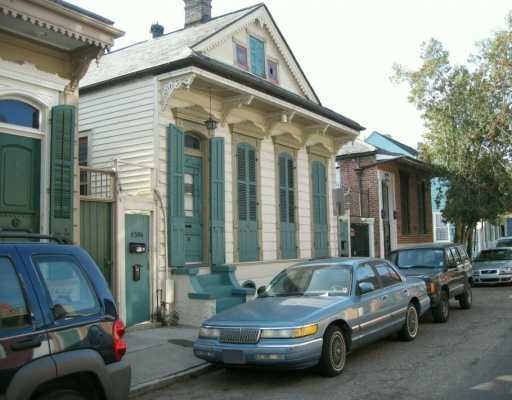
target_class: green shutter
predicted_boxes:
[210,137,225,266]
[249,36,266,77]
[167,125,185,267]
[312,160,329,258]
[50,105,75,242]
[237,143,259,261]
[278,152,296,259]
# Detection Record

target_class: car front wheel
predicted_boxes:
[318,325,347,377]
[432,290,449,323]
[37,390,87,400]
[399,303,419,341]
[458,284,472,309]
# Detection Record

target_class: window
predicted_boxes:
[374,262,402,287]
[267,59,279,83]
[184,173,195,217]
[391,248,445,269]
[34,255,100,319]
[417,180,427,233]
[400,172,410,234]
[235,43,248,70]
[0,257,31,332]
[449,247,461,264]
[184,134,201,150]
[79,136,88,166]
[445,248,455,266]
[249,36,266,77]
[0,99,40,129]
[356,263,379,292]
[457,246,469,261]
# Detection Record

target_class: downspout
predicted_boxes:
[355,157,363,217]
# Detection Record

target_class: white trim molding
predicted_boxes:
[160,73,196,111]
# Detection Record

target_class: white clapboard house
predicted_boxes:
[79,1,364,327]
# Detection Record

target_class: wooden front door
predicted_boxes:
[312,160,329,258]
[184,155,203,263]
[278,152,296,259]
[0,134,40,233]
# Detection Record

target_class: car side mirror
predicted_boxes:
[357,282,375,295]
[257,286,267,297]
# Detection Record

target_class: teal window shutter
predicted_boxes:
[237,143,259,261]
[50,105,75,242]
[278,152,297,259]
[249,36,266,78]
[312,160,329,258]
[210,137,225,266]
[167,124,185,267]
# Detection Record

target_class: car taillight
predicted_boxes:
[113,319,127,361]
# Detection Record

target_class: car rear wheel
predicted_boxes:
[318,325,347,377]
[458,284,472,309]
[37,390,87,400]
[399,303,419,341]
[432,290,449,323]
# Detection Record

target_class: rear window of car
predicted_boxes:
[33,255,100,320]
[476,249,512,261]
[0,257,31,333]
[391,248,445,268]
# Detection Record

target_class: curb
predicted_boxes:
[129,363,217,398]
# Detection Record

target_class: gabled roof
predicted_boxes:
[81,4,259,87]
[81,3,320,104]
[366,131,418,157]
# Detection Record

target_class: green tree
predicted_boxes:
[393,12,512,253]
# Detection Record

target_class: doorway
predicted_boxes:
[184,155,203,263]
[381,179,392,259]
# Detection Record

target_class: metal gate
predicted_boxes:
[79,167,116,286]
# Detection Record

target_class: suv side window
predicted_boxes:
[374,262,402,287]
[356,263,379,293]
[33,255,100,320]
[450,247,461,264]
[445,248,455,266]
[0,257,31,332]
[457,246,469,262]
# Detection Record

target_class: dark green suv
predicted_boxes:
[390,243,473,323]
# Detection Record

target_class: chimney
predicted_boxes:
[183,0,212,27]
[150,22,164,38]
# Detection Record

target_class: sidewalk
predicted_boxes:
[125,325,210,393]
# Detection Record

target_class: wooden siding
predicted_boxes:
[79,77,155,195]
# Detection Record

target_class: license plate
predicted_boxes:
[223,350,245,364]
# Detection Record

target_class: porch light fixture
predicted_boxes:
[204,87,218,131]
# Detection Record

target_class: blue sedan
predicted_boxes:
[194,258,430,376]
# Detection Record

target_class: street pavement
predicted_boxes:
[133,286,512,400]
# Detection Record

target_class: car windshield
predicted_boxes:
[496,239,512,248]
[476,249,512,261]
[391,249,445,269]
[264,265,352,297]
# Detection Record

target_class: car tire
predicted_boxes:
[318,325,347,377]
[432,290,449,323]
[458,284,472,309]
[399,302,419,341]
[37,390,87,400]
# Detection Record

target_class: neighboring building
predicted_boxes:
[337,135,432,259]
[79,1,364,326]
[0,0,123,243]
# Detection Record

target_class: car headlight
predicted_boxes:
[260,323,318,339]
[199,326,221,339]
[499,267,512,275]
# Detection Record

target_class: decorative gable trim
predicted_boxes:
[192,5,320,104]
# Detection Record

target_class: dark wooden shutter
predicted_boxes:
[167,125,185,267]
[50,105,75,242]
[278,152,297,259]
[312,160,329,257]
[237,143,259,261]
[210,137,225,266]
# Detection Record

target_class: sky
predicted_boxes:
[73,0,511,148]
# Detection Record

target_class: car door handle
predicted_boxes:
[403,289,409,295]
[185,224,192,228]
[381,295,388,301]
[10,335,43,352]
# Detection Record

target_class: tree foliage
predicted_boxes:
[392,12,512,250]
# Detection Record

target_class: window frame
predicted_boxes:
[32,254,102,324]
[234,40,249,70]
[267,58,279,84]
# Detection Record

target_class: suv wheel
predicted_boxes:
[432,290,449,323]
[37,390,87,400]
[318,325,347,377]
[458,284,472,309]
[399,303,419,341]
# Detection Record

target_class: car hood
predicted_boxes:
[473,260,512,270]
[203,296,350,327]
[398,267,443,279]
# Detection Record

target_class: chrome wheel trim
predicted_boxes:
[466,288,472,304]
[330,332,346,371]
[442,296,449,318]
[407,306,418,337]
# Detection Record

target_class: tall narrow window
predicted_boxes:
[249,36,266,77]
[235,43,248,70]
[417,180,427,233]
[278,152,296,259]
[78,136,88,166]
[400,172,410,234]
[237,143,259,261]
[267,59,279,84]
